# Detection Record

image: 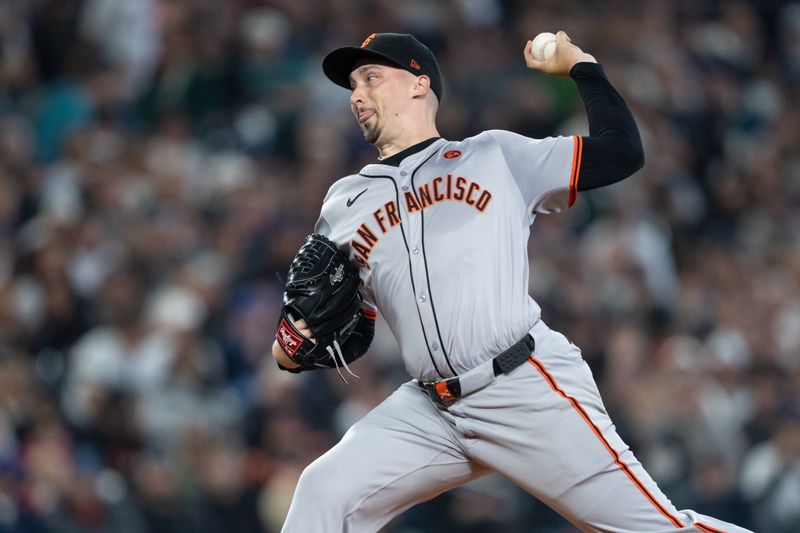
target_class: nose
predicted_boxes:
[350,84,365,107]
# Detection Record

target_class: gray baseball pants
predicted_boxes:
[282,319,752,533]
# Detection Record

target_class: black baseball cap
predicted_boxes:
[323,33,443,101]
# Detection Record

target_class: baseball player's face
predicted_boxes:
[349,61,415,145]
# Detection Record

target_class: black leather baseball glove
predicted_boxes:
[275,234,363,375]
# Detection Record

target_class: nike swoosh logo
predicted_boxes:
[347,188,368,207]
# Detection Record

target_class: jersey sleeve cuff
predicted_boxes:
[568,135,583,208]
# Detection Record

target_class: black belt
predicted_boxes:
[418,334,536,405]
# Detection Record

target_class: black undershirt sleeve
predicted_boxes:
[570,62,644,191]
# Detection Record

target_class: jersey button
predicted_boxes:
[431,341,439,351]
[400,171,407,176]
[418,293,427,303]
[411,246,419,254]
[401,185,409,191]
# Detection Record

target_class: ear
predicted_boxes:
[411,75,431,99]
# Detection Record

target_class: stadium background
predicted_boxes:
[1,0,799,531]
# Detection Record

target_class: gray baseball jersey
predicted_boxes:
[284,131,751,533]
[315,132,580,382]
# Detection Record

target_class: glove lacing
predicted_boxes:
[326,339,360,384]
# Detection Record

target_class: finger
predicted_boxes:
[525,55,546,69]
[290,318,316,341]
[556,30,571,43]
[299,328,316,343]
[523,40,546,69]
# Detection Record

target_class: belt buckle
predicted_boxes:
[435,380,457,403]
[422,377,459,404]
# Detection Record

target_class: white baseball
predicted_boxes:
[531,32,557,61]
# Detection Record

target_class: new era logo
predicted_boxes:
[410,59,421,69]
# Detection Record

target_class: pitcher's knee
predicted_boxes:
[293,457,359,514]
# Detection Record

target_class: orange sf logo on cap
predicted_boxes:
[360,33,377,48]
[410,59,421,70]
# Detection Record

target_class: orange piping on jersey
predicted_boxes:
[568,136,579,207]
[575,136,583,200]
[694,523,727,533]
[568,136,582,208]
[527,355,696,530]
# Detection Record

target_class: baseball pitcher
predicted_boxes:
[272,31,752,533]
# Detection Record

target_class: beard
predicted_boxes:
[362,122,380,144]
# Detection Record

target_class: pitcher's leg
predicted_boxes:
[459,350,752,532]
[282,382,488,533]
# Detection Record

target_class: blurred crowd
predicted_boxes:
[0,0,799,531]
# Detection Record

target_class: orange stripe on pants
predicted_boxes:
[526,355,693,530]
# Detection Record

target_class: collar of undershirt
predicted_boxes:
[377,137,441,167]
